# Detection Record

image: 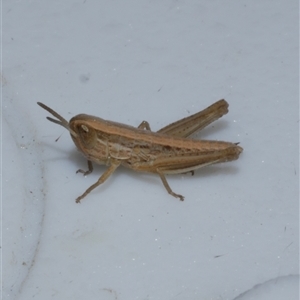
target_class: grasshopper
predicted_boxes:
[37,99,242,203]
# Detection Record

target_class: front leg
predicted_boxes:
[76,160,93,176]
[76,161,121,203]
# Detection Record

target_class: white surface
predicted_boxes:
[2,1,299,300]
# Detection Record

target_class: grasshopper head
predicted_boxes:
[69,117,97,149]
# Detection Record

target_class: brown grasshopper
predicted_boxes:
[37,99,243,203]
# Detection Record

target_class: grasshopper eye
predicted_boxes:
[81,125,89,132]
[78,124,97,148]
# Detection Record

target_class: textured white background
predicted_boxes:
[2,1,299,300]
